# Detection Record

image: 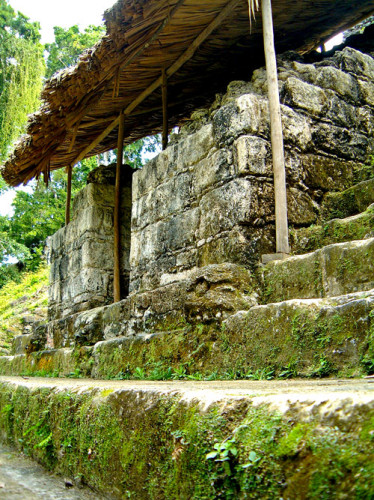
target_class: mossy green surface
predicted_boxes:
[0,381,373,499]
[291,205,374,255]
[0,266,48,354]
[88,290,374,380]
[320,178,374,222]
[1,289,373,381]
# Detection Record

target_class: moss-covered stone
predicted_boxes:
[0,348,83,378]
[320,178,374,222]
[0,378,373,499]
[291,204,374,254]
[1,287,373,381]
[263,238,374,303]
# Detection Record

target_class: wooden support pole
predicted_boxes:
[261,0,290,254]
[65,165,72,226]
[162,69,168,150]
[113,112,126,303]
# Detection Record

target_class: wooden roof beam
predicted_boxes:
[71,0,241,166]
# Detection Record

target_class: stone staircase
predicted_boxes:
[237,169,374,377]
[1,164,373,381]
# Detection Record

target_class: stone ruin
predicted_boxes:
[41,45,374,350]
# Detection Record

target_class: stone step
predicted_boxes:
[262,237,374,304]
[320,177,374,222]
[291,203,374,254]
[224,288,374,378]
[2,288,372,381]
[0,376,373,499]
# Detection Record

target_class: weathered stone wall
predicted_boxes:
[45,46,374,349]
[130,47,374,293]
[48,165,132,325]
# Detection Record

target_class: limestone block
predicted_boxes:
[133,159,162,202]
[185,263,258,322]
[233,135,271,176]
[197,226,275,268]
[133,145,181,201]
[325,96,360,129]
[263,252,324,303]
[213,95,269,146]
[80,239,114,271]
[291,61,318,84]
[280,106,313,151]
[153,145,178,183]
[158,208,200,253]
[48,281,61,307]
[132,255,178,292]
[133,282,187,318]
[320,238,374,297]
[301,155,355,191]
[62,269,111,305]
[175,248,198,271]
[355,106,374,136]
[287,188,317,225]
[48,227,66,256]
[282,77,331,117]
[12,334,34,355]
[48,315,77,348]
[358,79,374,107]
[193,149,234,195]
[321,179,374,221]
[130,223,160,266]
[74,306,105,346]
[176,124,215,169]
[198,179,254,239]
[72,183,115,213]
[224,289,374,376]
[102,299,131,339]
[337,47,374,80]
[132,172,192,230]
[74,206,114,236]
[314,66,359,102]
[311,124,369,161]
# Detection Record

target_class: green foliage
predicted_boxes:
[45,24,105,78]
[0,0,44,161]
[0,156,97,285]
[0,12,160,286]
[0,265,48,352]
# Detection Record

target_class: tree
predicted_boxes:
[45,24,105,78]
[0,0,45,161]
[0,18,161,288]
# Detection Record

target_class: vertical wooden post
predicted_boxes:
[162,69,168,150]
[113,112,126,302]
[65,165,72,226]
[261,0,290,254]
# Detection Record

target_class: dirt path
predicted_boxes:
[0,443,102,500]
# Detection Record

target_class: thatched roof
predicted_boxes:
[2,0,373,186]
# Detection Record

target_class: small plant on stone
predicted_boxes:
[133,366,146,379]
[149,364,173,380]
[67,368,82,378]
[278,362,298,379]
[206,437,238,476]
[311,356,334,378]
[171,365,187,379]
[245,367,275,380]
